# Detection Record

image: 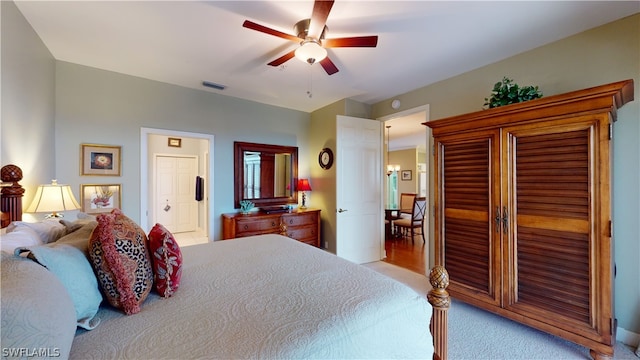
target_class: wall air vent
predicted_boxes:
[202,81,226,90]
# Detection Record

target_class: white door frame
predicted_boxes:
[377,105,431,263]
[140,127,214,239]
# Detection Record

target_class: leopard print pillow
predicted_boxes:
[89,209,153,315]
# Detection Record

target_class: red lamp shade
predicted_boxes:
[297,179,312,192]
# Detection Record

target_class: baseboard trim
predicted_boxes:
[617,326,640,348]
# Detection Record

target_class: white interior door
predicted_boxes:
[155,155,198,233]
[336,115,383,264]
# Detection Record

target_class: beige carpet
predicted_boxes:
[363,261,638,360]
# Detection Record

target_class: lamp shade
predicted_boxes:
[26,180,81,217]
[297,179,312,192]
[387,164,401,173]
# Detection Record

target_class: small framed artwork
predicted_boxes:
[401,170,412,181]
[81,144,121,176]
[168,137,182,147]
[81,184,121,214]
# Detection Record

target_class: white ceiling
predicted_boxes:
[384,111,429,151]
[13,1,639,148]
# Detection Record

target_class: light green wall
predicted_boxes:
[344,98,372,119]
[2,3,311,238]
[371,13,640,336]
[309,100,344,252]
[53,62,310,239]
[0,1,55,209]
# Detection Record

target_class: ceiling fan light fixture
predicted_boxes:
[295,39,327,64]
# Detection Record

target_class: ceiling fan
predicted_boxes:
[242,0,378,75]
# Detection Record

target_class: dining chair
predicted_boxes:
[394,196,427,243]
[399,192,416,223]
[399,193,416,215]
[395,193,416,236]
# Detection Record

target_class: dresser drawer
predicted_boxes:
[222,209,320,247]
[235,217,280,233]
[281,212,317,227]
[285,225,318,243]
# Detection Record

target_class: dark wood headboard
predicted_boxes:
[1,164,25,228]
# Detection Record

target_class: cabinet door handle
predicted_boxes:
[495,206,501,233]
[502,206,509,234]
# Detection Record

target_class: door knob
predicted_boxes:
[338,208,348,213]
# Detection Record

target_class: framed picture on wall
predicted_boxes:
[81,144,121,176]
[401,170,412,181]
[80,184,121,214]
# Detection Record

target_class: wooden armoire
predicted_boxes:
[425,79,634,359]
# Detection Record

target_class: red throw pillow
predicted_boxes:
[148,223,182,298]
[88,209,154,315]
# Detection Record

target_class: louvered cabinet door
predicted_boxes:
[435,130,502,307]
[502,117,613,347]
[427,80,631,359]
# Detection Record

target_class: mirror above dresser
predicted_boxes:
[233,141,298,209]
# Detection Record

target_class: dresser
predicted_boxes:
[222,209,321,247]
[425,79,633,359]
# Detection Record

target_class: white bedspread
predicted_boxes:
[70,234,433,359]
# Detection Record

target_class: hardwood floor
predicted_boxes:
[383,234,427,275]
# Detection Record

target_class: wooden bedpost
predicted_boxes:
[1,164,25,228]
[428,265,450,360]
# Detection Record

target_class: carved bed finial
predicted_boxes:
[428,265,450,360]
[1,164,23,183]
[1,164,25,227]
[428,265,451,308]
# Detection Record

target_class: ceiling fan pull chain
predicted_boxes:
[307,65,313,98]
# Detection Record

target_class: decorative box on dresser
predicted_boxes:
[222,209,321,247]
[425,79,634,360]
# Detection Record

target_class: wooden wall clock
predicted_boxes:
[318,148,333,169]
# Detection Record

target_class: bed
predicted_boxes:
[0,164,449,360]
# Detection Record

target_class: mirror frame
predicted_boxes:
[234,141,298,209]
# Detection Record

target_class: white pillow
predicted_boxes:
[0,226,43,253]
[7,219,66,244]
[0,252,77,359]
[16,244,103,330]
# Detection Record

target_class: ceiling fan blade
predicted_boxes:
[324,36,378,48]
[319,57,339,75]
[308,0,334,39]
[243,20,301,43]
[267,50,296,67]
